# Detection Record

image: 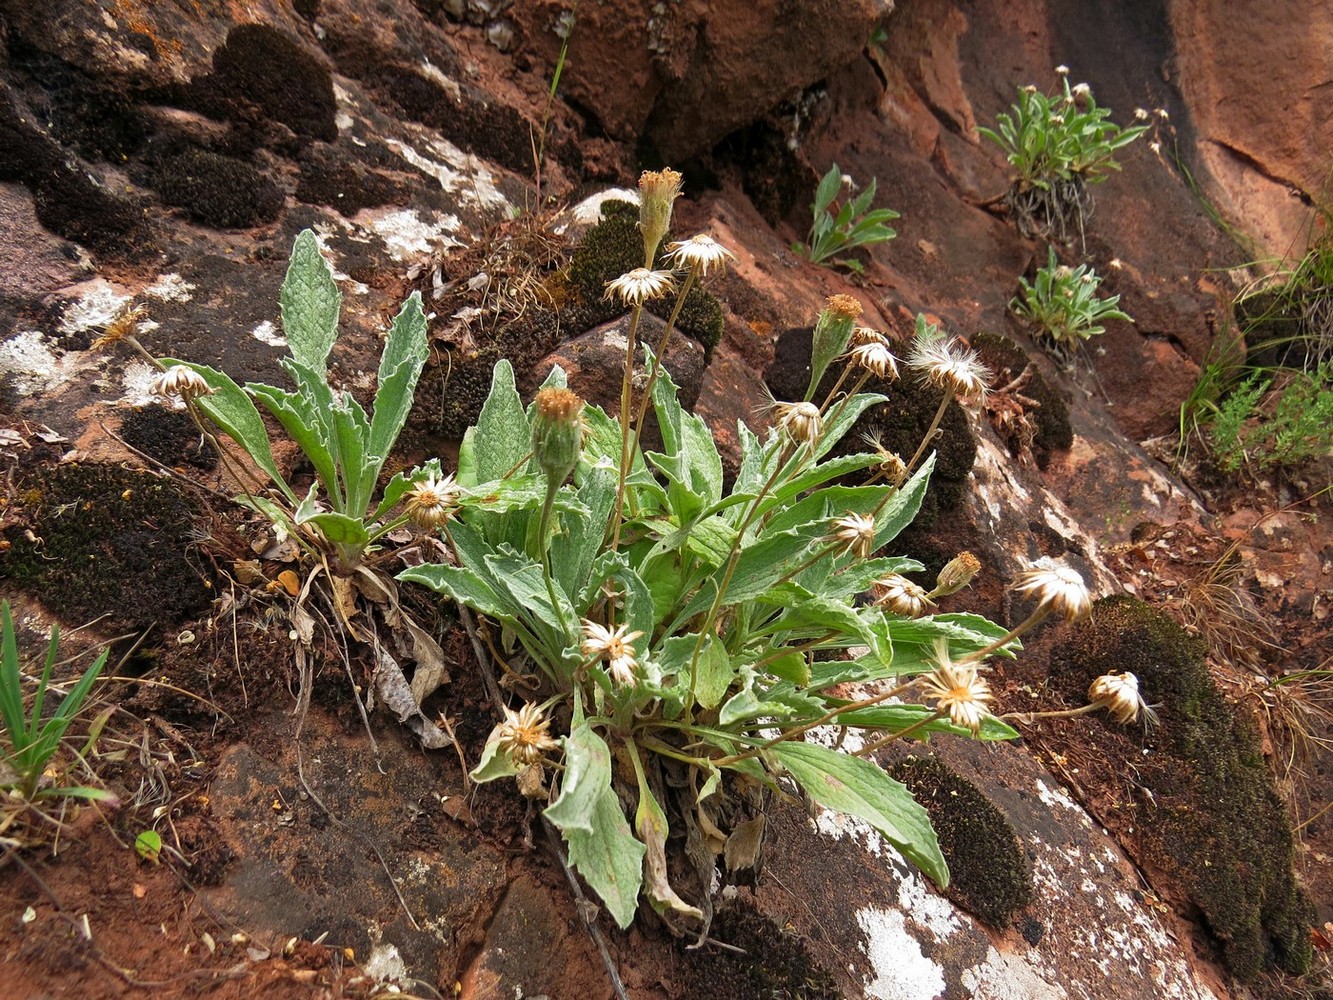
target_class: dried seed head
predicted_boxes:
[872,574,933,618]
[863,433,908,486]
[580,620,645,686]
[1134,107,1149,121]
[603,267,676,306]
[828,512,878,560]
[405,472,460,529]
[774,400,822,447]
[495,701,560,765]
[1071,82,1092,100]
[846,340,900,380]
[849,326,888,348]
[663,234,736,276]
[93,305,148,352]
[907,331,991,402]
[920,640,993,736]
[1012,564,1092,622]
[933,551,981,597]
[1055,64,1070,75]
[638,168,684,263]
[531,387,586,483]
[1088,672,1153,724]
[151,365,214,404]
[1049,114,1065,126]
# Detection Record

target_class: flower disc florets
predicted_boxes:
[664,234,736,276]
[603,268,677,306]
[1089,672,1153,725]
[495,701,560,765]
[151,365,214,405]
[907,333,991,402]
[532,387,586,482]
[920,640,993,736]
[829,512,878,560]
[872,574,933,618]
[580,620,645,686]
[405,472,460,529]
[1012,564,1092,622]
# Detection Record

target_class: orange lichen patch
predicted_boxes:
[108,0,186,57]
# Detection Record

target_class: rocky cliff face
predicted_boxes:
[0,2,1327,998]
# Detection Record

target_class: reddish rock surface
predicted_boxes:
[1,1,1329,998]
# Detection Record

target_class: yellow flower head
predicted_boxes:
[920,640,993,736]
[405,473,460,529]
[495,701,560,765]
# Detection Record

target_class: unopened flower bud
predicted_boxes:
[532,387,585,483]
[638,169,683,266]
[933,551,981,597]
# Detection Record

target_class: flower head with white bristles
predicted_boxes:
[604,268,676,306]
[1013,564,1092,622]
[664,234,736,276]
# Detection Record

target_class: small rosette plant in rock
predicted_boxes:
[979,69,1150,242]
[1011,245,1132,357]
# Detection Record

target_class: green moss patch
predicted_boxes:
[891,756,1033,927]
[673,902,841,999]
[203,25,337,142]
[1058,596,1314,978]
[3,463,212,634]
[149,146,283,230]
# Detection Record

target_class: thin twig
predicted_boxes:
[541,816,630,1000]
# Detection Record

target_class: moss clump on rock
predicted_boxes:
[150,146,283,229]
[673,902,841,1000]
[567,201,725,360]
[206,25,337,142]
[972,332,1072,468]
[3,463,212,634]
[891,755,1033,927]
[1059,596,1314,979]
[119,407,218,471]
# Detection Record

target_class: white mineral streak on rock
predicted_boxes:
[143,273,195,301]
[361,941,408,985]
[251,320,286,349]
[0,330,61,394]
[1035,778,1081,813]
[360,208,462,261]
[59,280,132,334]
[385,134,510,213]
[121,359,176,408]
[857,906,946,1000]
[959,947,1067,999]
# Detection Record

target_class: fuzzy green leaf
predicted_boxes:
[368,291,428,474]
[280,229,341,376]
[773,741,948,886]
[160,360,295,503]
[545,721,646,929]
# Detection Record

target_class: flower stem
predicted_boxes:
[958,607,1050,664]
[852,709,946,757]
[538,478,572,638]
[630,268,697,452]
[713,681,915,767]
[609,304,645,551]
[904,387,956,476]
[1000,702,1101,725]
